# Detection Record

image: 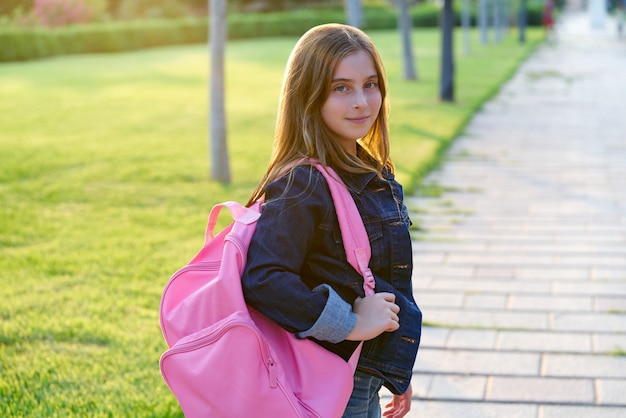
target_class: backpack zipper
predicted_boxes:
[163,315,277,387]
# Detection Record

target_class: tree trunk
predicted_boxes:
[461,0,471,55]
[493,0,502,43]
[518,0,527,43]
[344,0,364,28]
[440,0,455,102]
[479,0,489,44]
[397,0,417,80]
[209,0,230,183]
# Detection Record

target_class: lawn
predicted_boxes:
[0,27,542,416]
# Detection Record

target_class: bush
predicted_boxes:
[0,3,544,62]
[116,0,189,20]
[27,0,107,26]
[0,0,34,16]
[0,18,206,61]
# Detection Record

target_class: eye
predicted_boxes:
[334,84,348,92]
[365,81,378,89]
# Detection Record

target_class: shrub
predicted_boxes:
[0,4,544,63]
[116,0,189,20]
[28,0,106,27]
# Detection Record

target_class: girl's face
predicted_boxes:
[320,50,382,156]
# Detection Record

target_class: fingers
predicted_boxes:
[372,292,400,332]
[376,293,399,312]
[380,292,396,303]
[381,292,400,325]
[383,385,412,418]
[348,292,402,340]
[386,319,400,332]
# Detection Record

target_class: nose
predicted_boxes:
[353,88,368,109]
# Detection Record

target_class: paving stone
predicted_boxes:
[515,268,590,281]
[414,290,465,308]
[422,279,552,294]
[592,334,626,354]
[414,348,540,376]
[543,353,626,378]
[475,266,516,279]
[447,253,558,266]
[594,296,626,313]
[552,282,626,297]
[413,265,475,279]
[419,326,450,348]
[592,269,626,280]
[540,405,626,418]
[405,374,433,399]
[412,252,446,263]
[497,330,592,353]
[377,399,539,418]
[596,379,626,406]
[486,376,595,403]
[447,329,498,350]
[551,313,626,333]
[423,308,548,330]
[464,294,508,309]
[428,375,487,400]
[509,295,593,312]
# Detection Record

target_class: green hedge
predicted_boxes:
[0,19,206,61]
[0,5,543,62]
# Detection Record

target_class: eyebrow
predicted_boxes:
[331,75,379,83]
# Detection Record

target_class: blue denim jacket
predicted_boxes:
[242,163,422,395]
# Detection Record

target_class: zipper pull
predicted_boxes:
[267,357,277,388]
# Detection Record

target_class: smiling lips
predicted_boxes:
[347,116,369,123]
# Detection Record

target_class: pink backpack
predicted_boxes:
[159,163,375,418]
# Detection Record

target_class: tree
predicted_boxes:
[395,0,417,80]
[440,0,454,102]
[344,0,364,27]
[461,0,471,55]
[479,0,489,44]
[209,0,230,183]
[518,0,528,43]
[493,0,503,43]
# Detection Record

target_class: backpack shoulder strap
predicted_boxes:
[312,163,375,296]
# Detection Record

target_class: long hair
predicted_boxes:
[248,23,392,205]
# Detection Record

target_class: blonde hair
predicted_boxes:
[248,23,393,205]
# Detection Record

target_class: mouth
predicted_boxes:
[347,116,370,124]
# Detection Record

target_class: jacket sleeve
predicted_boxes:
[296,284,355,343]
[241,167,356,342]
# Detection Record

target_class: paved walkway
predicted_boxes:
[384,7,626,418]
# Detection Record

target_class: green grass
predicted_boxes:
[0,28,542,416]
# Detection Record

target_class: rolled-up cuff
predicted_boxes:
[296,284,356,344]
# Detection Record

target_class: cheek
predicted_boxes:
[369,91,383,112]
[324,95,344,112]
[320,101,336,130]
[321,97,342,121]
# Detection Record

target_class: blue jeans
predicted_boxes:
[342,371,384,418]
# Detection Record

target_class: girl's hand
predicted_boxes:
[346,292,399,341]
[383,383,412,418]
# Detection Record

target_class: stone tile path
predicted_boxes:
[382,7,626,418]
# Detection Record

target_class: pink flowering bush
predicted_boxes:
[30,0,106,27]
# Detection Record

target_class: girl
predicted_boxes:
[242,24,421,418]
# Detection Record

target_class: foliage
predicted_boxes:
[0,18,205,61]
[8,0,108,27]
[33,0,106,26]
[0,3,545,62]
[116,0,189,20]
[0,0,33,16]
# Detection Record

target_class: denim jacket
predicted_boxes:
[241,162,422,395]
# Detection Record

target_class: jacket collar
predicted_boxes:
[339,170,379,195]
[337,147,393,194]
